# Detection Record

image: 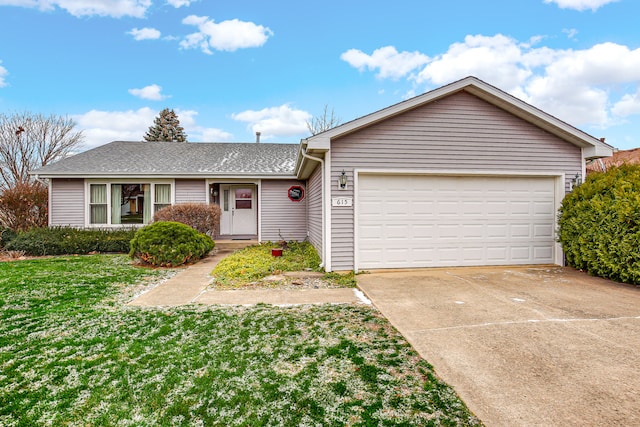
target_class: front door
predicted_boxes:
[219,184,257,236]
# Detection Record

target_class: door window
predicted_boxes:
[235,188,253,209]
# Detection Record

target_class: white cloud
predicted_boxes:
[0,0,152,18]
[415,34,534,93]
[128,27,161,41]
[543,0,618,11]
[128,84,167,101]
[347,34,640,132]
[340,46,430,80]
[73,107,233,149]
[73,107,158,149]
[612,89,640,117]
[169,109,233,141]
[563,28,579,40]
[167,0,192,7]
[0,61,7,87]
[180,15,273,54]
[194,127,233,141]
[232,104,311,139]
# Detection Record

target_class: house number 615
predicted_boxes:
[332,197,353,207]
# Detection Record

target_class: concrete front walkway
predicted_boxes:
[128,249,363,307]
[357,266,640,427]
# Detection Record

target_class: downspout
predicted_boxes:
[300,145,325,269]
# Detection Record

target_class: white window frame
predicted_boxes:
[84,179,175,227]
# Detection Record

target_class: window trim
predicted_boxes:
[84,179,174,227]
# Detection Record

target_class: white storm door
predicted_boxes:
[231,185,257,235]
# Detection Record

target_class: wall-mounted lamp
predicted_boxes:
[338,170,348,190]
[570,173,582,191]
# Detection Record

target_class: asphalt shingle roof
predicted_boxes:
[32,141,300,177]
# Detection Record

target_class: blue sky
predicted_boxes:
[1,0,639,151]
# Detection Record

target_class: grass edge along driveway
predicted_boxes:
[0,254,482,426]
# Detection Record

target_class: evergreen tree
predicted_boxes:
[143,108,187,142]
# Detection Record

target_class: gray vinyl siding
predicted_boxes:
[50,178,85,227]
[306,164,323,258]
[260,180,307,242]
[175,179,207,204]
[329,91,583,271]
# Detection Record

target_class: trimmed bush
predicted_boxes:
[6,227,136,256]
[558,164,640,284]
[129,221,215,267]
[153,203,221,236]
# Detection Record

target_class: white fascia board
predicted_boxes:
[583,143,614,160]
[305,136,331,151]
[36,173,298,180]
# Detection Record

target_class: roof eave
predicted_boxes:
[33,172,298,180]
[295,139,328,180]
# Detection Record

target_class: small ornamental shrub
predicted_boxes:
[6,227,136,256]
[558,164,640,284]
[0,182,48,232]
[153,203,221,236]
[129,221,215,267]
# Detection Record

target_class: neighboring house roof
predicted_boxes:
[297,76,613,178]
[586,147,640,174]
[32,141,299,178]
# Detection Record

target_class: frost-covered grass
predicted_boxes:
[1,255,482,426]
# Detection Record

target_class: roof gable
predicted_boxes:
[303,76,612,160]
[33,141,299,178]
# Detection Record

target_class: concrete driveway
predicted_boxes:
[357,266,640,427]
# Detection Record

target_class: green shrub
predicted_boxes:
[153,203,221,236]
[0,227,17,249]
[558,164,640,284]
[6,227,137,256]
[129,221,215,267]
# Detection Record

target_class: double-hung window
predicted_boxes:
[89,184,108,224]
[88,182,172,226]
[154,184,172,212]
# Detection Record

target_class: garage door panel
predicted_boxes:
[358,174,557,269]
[461,224,484,239]
[534,224,554,238]
[510,246,533,261]
[413,225,435,238]
[534,246,554,260]
[534,202,555,215]
[511,224,532,238]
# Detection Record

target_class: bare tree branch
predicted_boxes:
[306,105,342,135]
[0,112,84,189]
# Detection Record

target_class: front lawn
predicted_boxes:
[0,255,481,426]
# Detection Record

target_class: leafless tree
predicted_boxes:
[306,105,342,135]
[0,112,84,189]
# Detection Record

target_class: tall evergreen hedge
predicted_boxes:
[558,164,640,284]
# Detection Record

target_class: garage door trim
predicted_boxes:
[353,169,565,272]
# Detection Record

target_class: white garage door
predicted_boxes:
[357,174,557,269]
